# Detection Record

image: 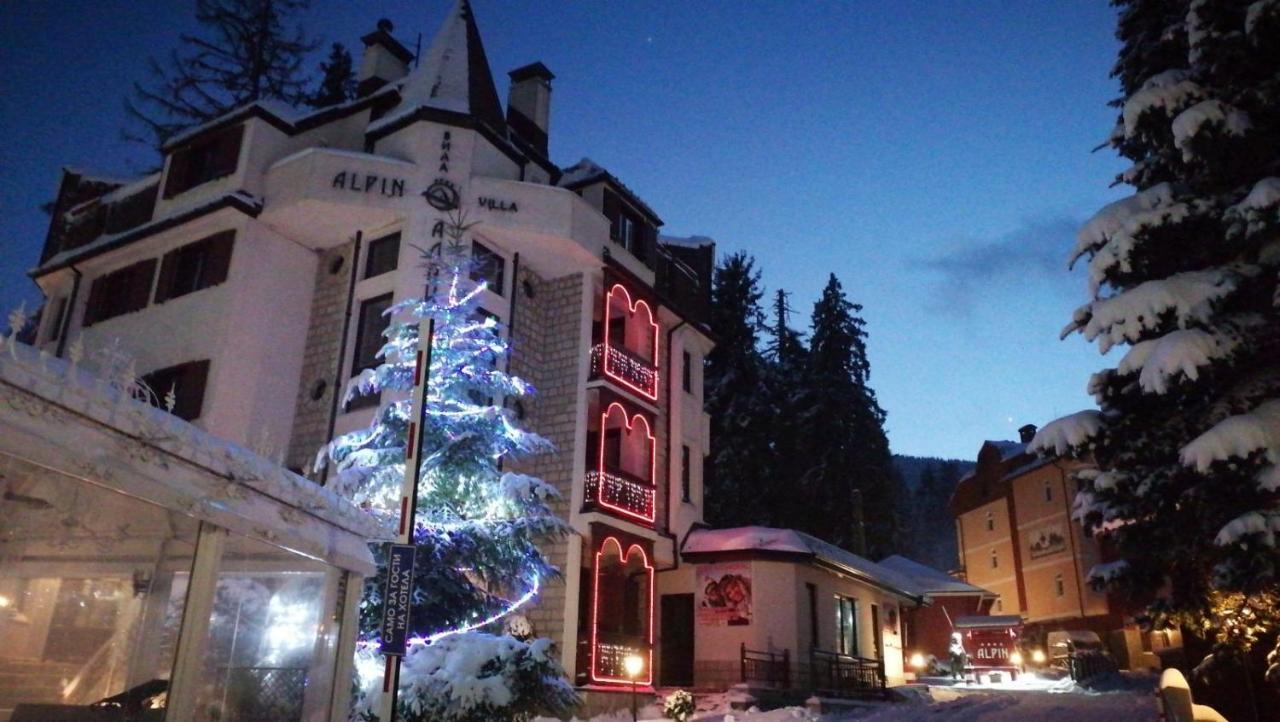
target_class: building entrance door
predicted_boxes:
[660,594,694,687]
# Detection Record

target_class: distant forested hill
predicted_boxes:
[891,454,975,572]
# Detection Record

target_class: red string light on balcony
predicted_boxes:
[602,284,659,400]
[590,537,654,686]
[591,402,657,524]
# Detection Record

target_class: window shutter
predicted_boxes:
[154,249,179,304]
[212,125,244,179]
[163,151,189,198]
[126,259,157,314]
[176,360,210,421]
[204,230,235,286]
[83,277,107,326]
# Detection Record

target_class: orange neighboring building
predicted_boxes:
[949,425,1178,670]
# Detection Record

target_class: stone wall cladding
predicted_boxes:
[507,269,585,659]
[286,242,355,475]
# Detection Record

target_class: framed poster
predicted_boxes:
[696,562,752,626]
[1029,524,1068,559]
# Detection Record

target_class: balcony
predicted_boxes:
[590,343,658,400]
[584,467,656,524]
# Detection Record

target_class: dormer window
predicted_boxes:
[163,124,244,198]
[603,188,653,262]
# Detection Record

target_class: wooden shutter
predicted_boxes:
[203,230,235,287]
[211,125,244,179]
[125,259,157,314]
[154,249,179,304]
[175,360,210,420]
[83,276,107,326]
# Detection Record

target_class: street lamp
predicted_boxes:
[623,653,645,722]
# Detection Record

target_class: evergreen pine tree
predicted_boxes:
[764,289,809,528]
[126,0,317,148]
[320,219,576,720]
[1034,0,1280,678]
[704,252,775,528]
[308,42,356,108]
[798,274,900,556]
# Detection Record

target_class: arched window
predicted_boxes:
[591,538,654,685]
[990,549,998,569]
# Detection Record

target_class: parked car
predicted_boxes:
[1046,630,1116,681]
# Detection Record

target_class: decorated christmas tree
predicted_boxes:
[319,215,576,721]
[1032,0,1280,683]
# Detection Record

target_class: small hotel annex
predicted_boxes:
[5,2,940,716]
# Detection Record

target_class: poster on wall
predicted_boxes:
[1028,523,1068,559]
[696,562,752,626]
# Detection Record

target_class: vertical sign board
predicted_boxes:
[381,543,418,656]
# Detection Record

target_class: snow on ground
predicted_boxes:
[537,673,1159,722]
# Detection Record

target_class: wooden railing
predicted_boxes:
[741,644,790,688]
[590,343,658,398]
[583,467,656,523]
[808,649,886,699]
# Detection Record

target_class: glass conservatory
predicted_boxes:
[0,343,381,722]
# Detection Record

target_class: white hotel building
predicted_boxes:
[29,1,715,693]
[13,2,924,712]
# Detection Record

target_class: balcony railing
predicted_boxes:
[808,649,887,699]
[590,343,658,399]
[584,467,656,524]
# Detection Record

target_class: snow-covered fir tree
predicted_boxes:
[1033,0,1280,676]
[319,219,576,721]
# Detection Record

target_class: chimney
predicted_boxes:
[506,62,554,156]
[358,19,413,97]
[1018,424,1038,444]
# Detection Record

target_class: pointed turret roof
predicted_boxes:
[395,0,505,130]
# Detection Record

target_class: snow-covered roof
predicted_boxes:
[368,0,505,135]
[988,440,1026,460]
[558,157,663,224]
[877,555,993,597]
[164,99,303,149]
[34,191,262,275]
[683,526,923,601]
[0,340,388,572]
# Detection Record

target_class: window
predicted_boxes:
[155,230,234,303]
[807,583,819,648]
[990,550,998,569]
[45,296,67,344]
[602,188,652,262]
[364,232,400,279]
[681,445,691,502]
[83,259,157,326]
[141,360,211,421]
[163,124,244,198]
[1055,573,1065,597]
[682,350,693,393]
[1044,481,1054,503]
[347,293,393,410]
[471,241,505,296]
[995,598,1003,612]
[986,511,995,531]
[836,595,858,656]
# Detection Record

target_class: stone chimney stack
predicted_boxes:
[1018,424,1038,444]
[506,62,554,155]
[358,19,413,97]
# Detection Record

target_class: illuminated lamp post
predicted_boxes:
[623,653,645,722]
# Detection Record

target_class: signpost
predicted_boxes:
[377,318,435,722]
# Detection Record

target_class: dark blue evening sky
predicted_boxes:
[0,1,1126,459]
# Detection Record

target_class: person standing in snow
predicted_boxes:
[949,632,968,681]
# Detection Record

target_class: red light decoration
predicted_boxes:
[593,402,656,523]
[590,536,654,685]
[602,284,659,400]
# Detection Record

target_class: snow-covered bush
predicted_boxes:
[663,689,696,721]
